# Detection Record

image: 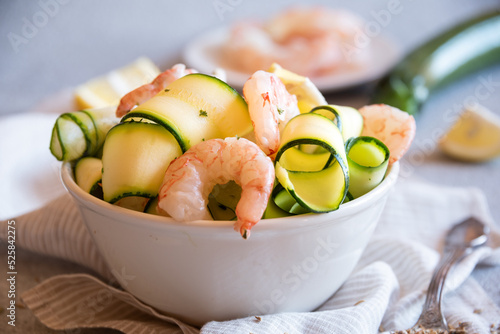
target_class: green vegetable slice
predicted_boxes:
[101,121,182,208]
[302,105,342,155]
[309,105,342,132]
[332,105,363,141]
[275,113,349,213]
[262,183,293,218]
[74,157,103,198]
[50,112,93,161]
[278,146,332,172]
[262,198,292,219]
[207,181,242,221]
[346,136,390,198]
[342,192,355,204]
[144,196,160,215]
[272,185,310,215]
[114,196,151,212]
[122,73,252,152]
[49,106,119,161]
[310,105,363,142]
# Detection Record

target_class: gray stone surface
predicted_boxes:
[1,0,500,333]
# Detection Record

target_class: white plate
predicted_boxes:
[183,26,402,92]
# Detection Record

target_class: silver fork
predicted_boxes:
[410,217,489,331]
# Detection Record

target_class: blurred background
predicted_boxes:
[0,0,499,115]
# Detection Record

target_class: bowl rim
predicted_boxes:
[61,161,399,235]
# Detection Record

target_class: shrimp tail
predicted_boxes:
[116,63,197,118]
[116,83,156,117]
[235,222,252,240]
[242,229,250,240]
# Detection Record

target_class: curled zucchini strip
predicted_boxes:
[309,105,342,132]
[74,157,103,198]
[101,121,182,209]
[272,184,310,215]
[310,104,363,142]
[346,136,390,198]
[275,113,349,213]
[144,196,160,215]
[50,106,119,161]
[207,181,242,221]
[122,73,252,153]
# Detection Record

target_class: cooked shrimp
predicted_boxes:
[157,137,275,239]
[116,63,197,117]
[359,104,416,164]
[243,70,300,156]
[222,7,369,77]
[265,6,365,43]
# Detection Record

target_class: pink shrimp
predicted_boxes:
[359,104,416,164]
[116,63,197,117]
[221,7,369,77]
[243,70,300,156]
[157,137,275,239]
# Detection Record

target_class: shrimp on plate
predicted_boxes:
[359,104,416,164]
[243,70,300,156]
[264,6,368,75]
[116,63,197,117]
[222,6,369,77]
[157,137,275,239]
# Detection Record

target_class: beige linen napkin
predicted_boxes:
[22,273,199,334]
[2,194,113,281]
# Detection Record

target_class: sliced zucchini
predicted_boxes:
[302,105,342,155]
[275,113,349,213]
[207,200,236,220]
[122,96,214,152]
[272,185,310,215]
[332,105,363,141]
[261,182,293,219]
[74,157,103,198]
[101,121,182,207]
[272,185,295,213]
[114,196,151,212]
[275,162,347,213]
[309,105,342,132]
[207,181,241,221]
[122,73,252,152]
[50,106,119,161]
[342,192,354,204]
[310,105,363,142]
[278,146,332,172]
[346,136,390,198]
[50,112,93,161]
[262,195,292,219]
[144,196,160,215]
[87,107,123,153]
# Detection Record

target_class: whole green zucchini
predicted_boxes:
[371,10,500,115]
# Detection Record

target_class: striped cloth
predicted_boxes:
[2,176,499,334]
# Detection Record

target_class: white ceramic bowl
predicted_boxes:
[61,161,399,326]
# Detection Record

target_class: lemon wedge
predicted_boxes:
[439,104,500,162]
[74,57,160,109]
[268,63,327,113]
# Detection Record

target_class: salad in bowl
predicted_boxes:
[52,61,414,325]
